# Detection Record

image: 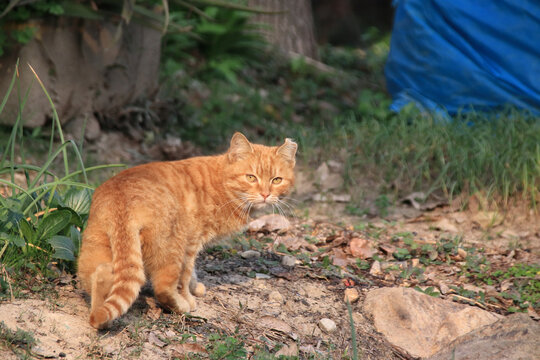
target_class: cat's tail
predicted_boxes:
[89,224,146,329]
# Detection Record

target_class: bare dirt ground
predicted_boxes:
[0,197,538,359]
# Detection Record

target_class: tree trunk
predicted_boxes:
[249,0,319,60]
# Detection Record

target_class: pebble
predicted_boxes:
[344,288,359,303]
[318,318,337,333]
[281,255,297,267]
[369,260,382,276]
[255,273,271,279]
[240,250,261,259]
[438,282,451,295]
[269,290,284,304]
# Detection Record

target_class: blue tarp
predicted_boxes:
[385,0,540,114]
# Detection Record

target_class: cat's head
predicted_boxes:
[226,132,297,210]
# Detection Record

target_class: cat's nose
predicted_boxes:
[260,193,270,201]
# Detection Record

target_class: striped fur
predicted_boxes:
[77,133,297,329]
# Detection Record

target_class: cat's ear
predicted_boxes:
[228,132,254,162]
[276,138,297,166]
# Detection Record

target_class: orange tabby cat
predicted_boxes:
[77,132,297,329]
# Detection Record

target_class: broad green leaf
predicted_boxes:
[57,207,84,228]
[48,235,75,261]
[69,226,81,257]
[0,232,25,247]
[37,210,71,241]
[18,218,35,243]
[6,208,23,229]
[63,188,92,215]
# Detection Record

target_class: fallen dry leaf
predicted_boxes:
[148,332,166,348]
[145,297,162,320]
[171,343,208,357]
[276,236,316,252]
[349,237,377,259]
[330,248,356,267]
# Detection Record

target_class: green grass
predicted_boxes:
[307,103,540,207]
[0,62,119,276]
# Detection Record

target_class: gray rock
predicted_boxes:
[315,162,343,191]
[240,250,261,259]
[281,255,297,267]
[427,313,540,360]
[255,273,271,279]
[363,287,501,358]
[318,318,337,333]
[248,214,291,233]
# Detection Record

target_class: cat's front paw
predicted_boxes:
[181,293,197,311]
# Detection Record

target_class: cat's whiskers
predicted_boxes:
[276,198,298,220]
[281,196,301,204]
[224,193,255,225]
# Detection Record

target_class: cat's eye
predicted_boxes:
[272,177,283,185]
[246,174,257,183]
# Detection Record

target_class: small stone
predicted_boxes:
[281,255,297,267]
[269,290,284,304]
[344,288,360,303]
[457,248,468,259]
[411,258,420,267]
[240,250,261,259]
[369,261,382,276]
[318,318,337,333]
[331,194,351,202]
[248,214,291,233]
[439,282,451,295]
[255,273,271,279]
[31,346,56,358]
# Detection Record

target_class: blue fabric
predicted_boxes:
[385,0,540,114]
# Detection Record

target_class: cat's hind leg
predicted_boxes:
[152,263,192,314]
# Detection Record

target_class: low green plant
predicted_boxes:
[490,264,540,310]
[414,286,440,297]
[206,332,248,360]
[0,62,120,274]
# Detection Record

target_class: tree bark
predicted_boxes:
[249,0,319,60]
